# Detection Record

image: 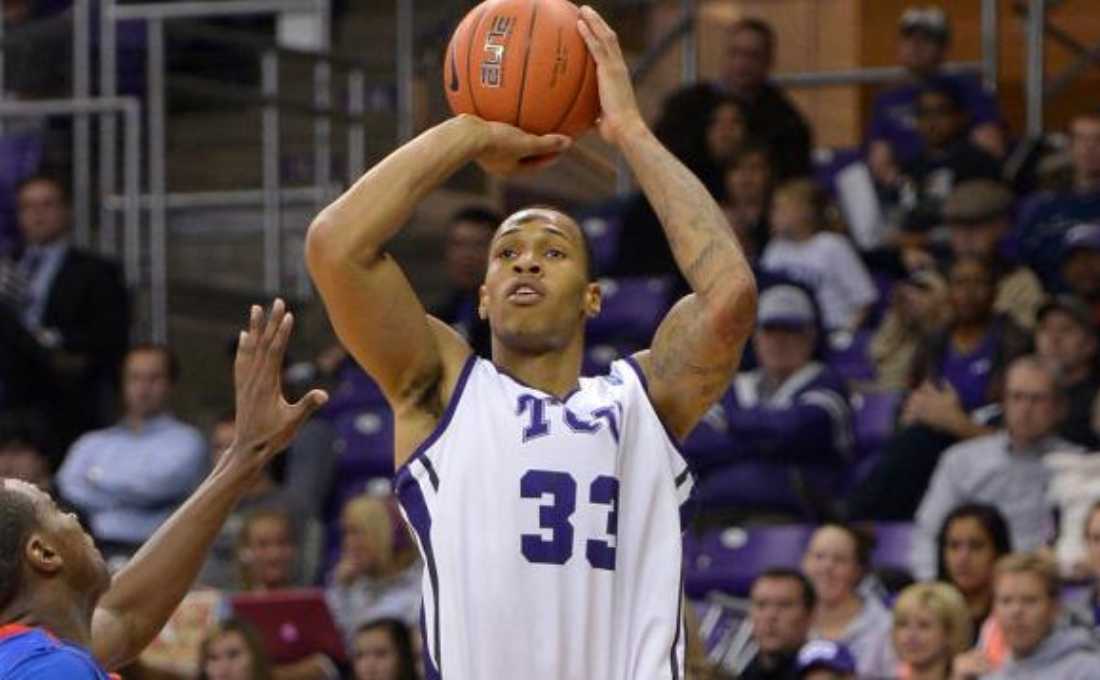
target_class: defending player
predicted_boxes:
[306,6,756,679]
[0,301,327,678]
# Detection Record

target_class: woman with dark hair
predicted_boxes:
[935,503,1012,644]
[722,142,776,260]
[352,618,419,680]
[197,618,273,680]
[608,82,746,286]
[802,523,896,678]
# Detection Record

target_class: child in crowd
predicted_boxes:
[762,179,878,338]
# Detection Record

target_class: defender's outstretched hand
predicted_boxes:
[231,299,328,464]
[577,6,645,147]
[472,116,572,176]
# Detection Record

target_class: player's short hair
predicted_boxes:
[450,206,503,232]
[753,566,816,611]
[14,173,70,203]
[729,18,776,60]
[504,204,596,282]
[0,482,41,611]
[125,343,180,384]
[994,552,1060,600]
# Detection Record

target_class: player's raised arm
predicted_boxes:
[90,301,327,669]
[305,116,570,444]
[578,6,757,440]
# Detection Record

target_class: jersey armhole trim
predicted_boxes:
[621,355,691,462]
[393,353,479,481]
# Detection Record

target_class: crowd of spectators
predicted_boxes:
[6,3,1100,679]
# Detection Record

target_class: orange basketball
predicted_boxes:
[443,0,599,137]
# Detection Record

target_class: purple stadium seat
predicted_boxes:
[870,522,915,571]
[684,524,815,598]
[318,359,388,421]
[580,213,624,275]
[825,330,875,382]
[850,390,903,459]
[586,276,673,344]
[582,339,642,377]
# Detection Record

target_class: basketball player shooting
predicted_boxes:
[307,6,756,679]
[0,301,327,678]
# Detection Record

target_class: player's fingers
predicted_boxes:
[580,6,617,46]
[576,17,601,56]
[260,298,286,350]
[291,389,330,421]
[268,311,295,372]
[526,133,572,155]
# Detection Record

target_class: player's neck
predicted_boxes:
[491,337,584,399]
[1,587,94,647]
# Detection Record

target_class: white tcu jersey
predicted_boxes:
[394,356,694,680]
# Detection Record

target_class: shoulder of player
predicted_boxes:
[7,640,105,678]
[389,316,474,421]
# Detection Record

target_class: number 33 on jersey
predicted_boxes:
[394,355,696,680]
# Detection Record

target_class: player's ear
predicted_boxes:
[25,533,63,575]
[478,284,489,321]
[583,281,602,318]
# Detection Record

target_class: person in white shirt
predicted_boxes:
[761,179,878,335]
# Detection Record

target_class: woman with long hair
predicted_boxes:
[326,494,422,640]
[935,503,1012,642]
[197,619,273,680]
[352,618,420,680]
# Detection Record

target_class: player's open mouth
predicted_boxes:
[507,282,545,304]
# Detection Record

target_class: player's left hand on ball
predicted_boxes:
[577,6,644,147]
[474,118,572,176]
[230,299,329,465]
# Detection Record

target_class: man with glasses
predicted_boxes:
[910,356,1081,580]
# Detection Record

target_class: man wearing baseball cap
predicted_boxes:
[795,640,857,680]
[684,284,853,516]
[1060,223,1100,325]
[1035,295,1099,447]
[943,179,1045,329]
[868,6,1004,187]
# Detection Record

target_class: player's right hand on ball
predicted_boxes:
[467,115,572,176]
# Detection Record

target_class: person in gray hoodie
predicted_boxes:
[978,552,1100,679]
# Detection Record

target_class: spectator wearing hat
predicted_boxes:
[1059,223,1100,325]
[794,639,857,680]
[739,568,816,680]
[1034,296,1099,447]
[890,83,1003,242]
[870,268,952,391]
[1017,111,1100,287]
[720,17,813,180]
[684,284,852,515]
[868,6,1004,187]
[910,357,1080,580]
[941,179,1044,330]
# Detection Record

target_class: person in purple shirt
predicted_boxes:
[849,257,1031,521]
[0,300,328,679]
[1017,111,1100,288]
[868,6,1004,187]
[685,284,852,517]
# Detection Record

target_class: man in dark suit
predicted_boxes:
[0,174,129,450]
